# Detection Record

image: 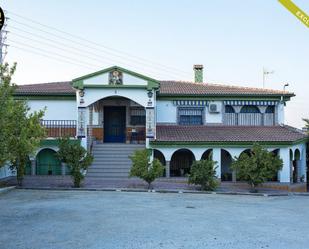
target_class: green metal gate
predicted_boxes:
[36,149,61,175]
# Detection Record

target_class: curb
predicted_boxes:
[16,186,290,197]
[0,186,16,195]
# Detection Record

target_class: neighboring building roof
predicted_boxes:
[15,81,75,96]
[158,81,294,97]
[153,125,307,144]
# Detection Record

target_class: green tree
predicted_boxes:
[129,149,164,189]
[188,160,218,191]
[57,137,93,188]
[0,63,46,186]
[231,144,283,192]
[0,63,16,166]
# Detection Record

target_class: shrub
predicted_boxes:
[188,160,218,191]
[231,143,283,192]
[57,137,93,188]
[129,149,164,189]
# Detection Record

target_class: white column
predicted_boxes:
[300,148,307,182]
[165,161,170,178]
[279,148,291,183]
[212,148,221,179]
[277,102,285,125]
[31,159,36,176]
[61,162,66,176]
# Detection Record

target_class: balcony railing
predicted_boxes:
[41,120,76,137]
[223,113,275,126]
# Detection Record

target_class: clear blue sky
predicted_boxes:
[2,0,309,128]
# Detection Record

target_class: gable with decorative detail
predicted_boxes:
[72,66,160,90]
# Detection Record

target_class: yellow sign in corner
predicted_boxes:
[278,0,309,28]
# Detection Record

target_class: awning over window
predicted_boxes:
[173,100,208,106]
[178,108,203,116]
[223,100,278,106]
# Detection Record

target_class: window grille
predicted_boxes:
[130,108,146,125]
[178,108,203,125]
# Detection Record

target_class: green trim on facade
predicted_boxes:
[40,138,80,147]
[150,138,308,148]
[72,65,160,90]
[83,84,149,89]
[14,95,76,100]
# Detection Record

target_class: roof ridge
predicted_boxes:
[283,124,307,135]
[16,81,72,87]
[159,80,292,94]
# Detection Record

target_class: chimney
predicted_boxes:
[193,64,203,83]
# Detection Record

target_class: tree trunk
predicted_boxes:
[17,163,24,187]
[250,182,258,193]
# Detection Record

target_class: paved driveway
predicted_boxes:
[0,190,309,249]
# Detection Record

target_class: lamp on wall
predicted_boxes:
[147,90,153,98]
[79,90,85,97]
[79,90,85,104]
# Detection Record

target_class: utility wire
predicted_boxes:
[10,44,98,70]
[6,10,192,78]
[8,39,101,69]
[8,26,182,79]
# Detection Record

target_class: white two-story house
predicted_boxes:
[1,65,307,191]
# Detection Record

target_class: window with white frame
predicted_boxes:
[178,107,204,125]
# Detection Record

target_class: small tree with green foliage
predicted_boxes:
[188,160,218,191]
[231,144,283,192]
[0,63,16,166]
[57,137,93,188]
[0,63,46,186]
[129,149,164,189]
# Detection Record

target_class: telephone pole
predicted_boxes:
[0,17,9,65]
[0,14,9,84]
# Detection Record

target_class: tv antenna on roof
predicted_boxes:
[263,67,274,88]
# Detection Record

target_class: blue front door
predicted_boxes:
[104,106,126,143]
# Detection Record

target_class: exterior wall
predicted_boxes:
[205,101,223,124]
[83,72,147,86]
[156,99,281,126]
[156,100,177,124]
[0,165,15,179]
[79,88,149,108]
[277,102,285,125]
[27,100,77,120]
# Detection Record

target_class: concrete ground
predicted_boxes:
[1,190,309,249]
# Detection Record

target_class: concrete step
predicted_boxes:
[87,143,144,178]
[87,168,130,173]
[92,154,133,157]
[92,157,132,161]
[90,163,132,168]
[93,145,144,149]
[93,143,144,146]
[86,172,129,177]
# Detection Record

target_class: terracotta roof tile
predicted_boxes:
[15,80,294,97]
[15,81,75,95]
[159,81,294,96]
[154,125,306,143]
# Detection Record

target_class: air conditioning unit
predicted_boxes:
[209,103,220,113]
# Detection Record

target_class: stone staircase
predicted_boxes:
[86,143,145,178]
